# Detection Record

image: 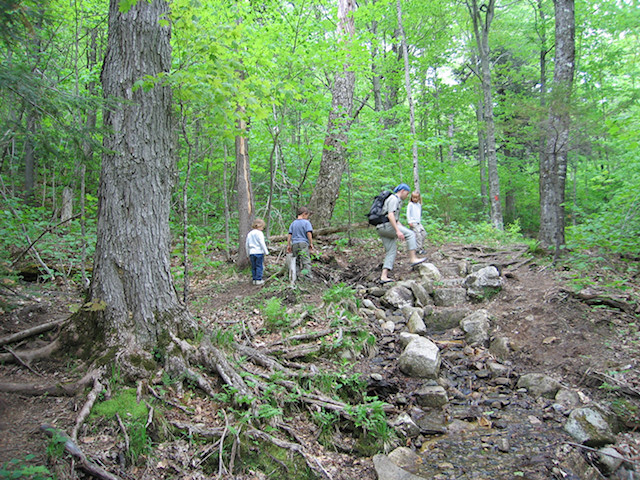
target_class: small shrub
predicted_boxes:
[263,297,289,330]
[322,283,356,304]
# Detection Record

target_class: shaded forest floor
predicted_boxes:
[1,233,640,479]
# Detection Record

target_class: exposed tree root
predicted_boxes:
[0,338,61,364]
[72,372,104,440]
[0,319,65,347]
[568,287,637,314]
[247,428,333,479]
[40,424,123,480]
[0,367,100,395]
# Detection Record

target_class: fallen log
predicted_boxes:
[269,222,369,243]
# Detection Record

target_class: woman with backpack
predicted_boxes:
[376,183,426,284]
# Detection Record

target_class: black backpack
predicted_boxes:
[366,190,393,226]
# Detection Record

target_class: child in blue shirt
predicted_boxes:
[287,207,314,278]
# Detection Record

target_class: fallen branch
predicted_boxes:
[0,319,65,347]
[40,424,123,480]
[116,413,130,453]
[266,329,334,348]
[584,368,640,398]
[169,420,225,439]
[198,340,255,406]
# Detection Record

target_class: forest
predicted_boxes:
[1,0,639,479]
[1,0,638,262]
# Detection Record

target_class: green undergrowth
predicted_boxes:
[0,456,53,480]
[90,388,152,464]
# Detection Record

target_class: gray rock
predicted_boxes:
[565,406,617,447]
[362,298,376,309]
[398,332,420,349]
[517,373,562,398]
[392,413,421,438]
[555,388,583,408]
[388,447,422,473]
[401,306,424,318]
[381,320,395,333]
[433,287,468,307]
[369,287,386,297]
[382,285,415,309]
[487,361,510,376]
[416,262,441,282]
[410,281,433,307]
[460,309,492,346]
[418,279,435,294]
[399,336,441,378]
[373,454,426,480]
[425,307,472,331]
[413,408,448,434]
[414,384,449,408]
[439,262,465,277]
[490,336,511,359]
[407,311,427,335]
[464,265,503,301]
[597,446,625,474]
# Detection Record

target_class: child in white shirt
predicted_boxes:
[245,218,269,285]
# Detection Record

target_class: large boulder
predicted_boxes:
[564,406,618,447]
[399,336,441,378]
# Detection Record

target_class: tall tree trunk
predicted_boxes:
[24,112,37,203]
[467,0,503,230]
[397,0,420,193]
[73,0,193,375]
[539,0,575,250]
[236,114,254,268]
[308,0,356,227]
[536,0,549,225]
[476,98,489,212]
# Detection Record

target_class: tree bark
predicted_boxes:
[72,0,193,374]
[309,0,356,227]
[539,0,575,249]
